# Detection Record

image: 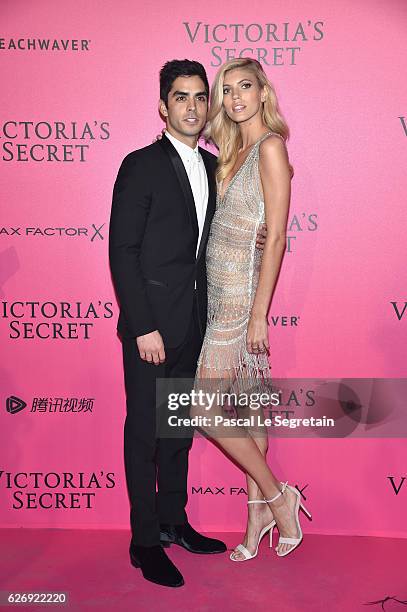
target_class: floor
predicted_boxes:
[1,529,406,611]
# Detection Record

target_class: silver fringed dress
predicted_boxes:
[196,132,283,389]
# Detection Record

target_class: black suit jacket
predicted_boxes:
[109,137,217,348]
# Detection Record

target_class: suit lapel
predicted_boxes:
[158,136,199,242]
[197,148,216,262]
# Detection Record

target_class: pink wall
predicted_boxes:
[1,0,406,536]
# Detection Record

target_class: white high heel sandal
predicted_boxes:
[265,481,312,557]
[230,499,276,562]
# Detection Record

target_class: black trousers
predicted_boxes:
[121,292,203,546]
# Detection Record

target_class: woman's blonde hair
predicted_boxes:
[204,58,293,182]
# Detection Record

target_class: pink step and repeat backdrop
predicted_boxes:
[1,0,406,537]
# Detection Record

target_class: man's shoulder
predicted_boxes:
[119,140,163,166]
[199,145,218,164]
[199,146,218,162]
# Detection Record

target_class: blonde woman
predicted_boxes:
[193,58,310,560]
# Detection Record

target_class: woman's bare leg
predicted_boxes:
[231,435,275,560]
[193,366,302,555]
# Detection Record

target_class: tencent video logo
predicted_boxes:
[5,395,95,414]
[6,396,27,414]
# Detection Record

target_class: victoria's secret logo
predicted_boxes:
[286,212,318,253]
[391,302,407,321]
[399,116,407,136]
[1,120,110,162]
[183,20,325,66]
[0,470,115,510]
[1,301,113,340]
[387,476,406,495]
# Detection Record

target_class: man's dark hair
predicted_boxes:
[159,59,209,106]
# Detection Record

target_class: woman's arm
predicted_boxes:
[246,135,291,354]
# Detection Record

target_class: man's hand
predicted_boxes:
[136,330,166,365]
[255,223,267,250]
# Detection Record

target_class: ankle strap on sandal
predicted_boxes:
[265,481,288,504]
[247,499,267,505]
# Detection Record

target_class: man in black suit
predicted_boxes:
[109,60,225,588]
[109,59,266,588]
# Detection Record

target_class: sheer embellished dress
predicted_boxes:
[195,132,283,395]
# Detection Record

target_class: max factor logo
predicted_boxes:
[0,224,105,241]
[387,476,406,495]
[294,483,308,501]
[191,484,309,498]
[399,116,407,136]
[391,302,407,321]
[192,487,229,495]
[6,396,27,414]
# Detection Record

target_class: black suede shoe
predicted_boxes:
[129,542,184,588]
[160,522,227,554]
